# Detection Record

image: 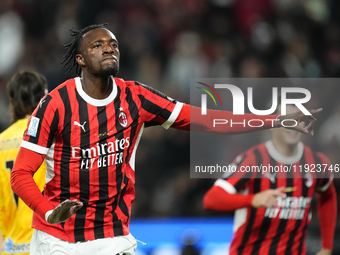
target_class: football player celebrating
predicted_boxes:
[203,104,337,255]
[11,24,322,255]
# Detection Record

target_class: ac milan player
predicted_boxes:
[203,104,337,255]
[10,24,322,255]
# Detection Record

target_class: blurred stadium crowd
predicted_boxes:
[0,0,340,252]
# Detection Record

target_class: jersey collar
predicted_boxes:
[265,140,304,164]
[75,76,117,106]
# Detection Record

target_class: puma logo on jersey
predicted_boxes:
[39,99,46,108]
[74,121,86,132]
[264,172,276,183]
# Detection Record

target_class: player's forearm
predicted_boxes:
[203,185,254,211]
[172,104,279,134]
[10,148,54,220]
[317,183,337,250]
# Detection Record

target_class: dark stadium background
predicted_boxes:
[0,0,339,254]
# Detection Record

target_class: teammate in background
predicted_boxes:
[0,71,47,255]
[10,24,321,255]
[203,104,337,255]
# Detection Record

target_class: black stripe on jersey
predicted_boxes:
[251,154,277,255]
[138,94,172,121]
[298,222,308,255]
[118,174,130,221]
[94,106,109,239]
[46,109,59,148]
[28,95,52,144]
[134,81,176,102]
[285,153,308,255]
[313,152,325,188]
[233,155,251,190]
[145,120,162,127]
[124,87,139,164]
[58,87,72,229]
[237,149,262,255]
[74,90,90,242]
[268,157,294,255]
[111,86,124,236]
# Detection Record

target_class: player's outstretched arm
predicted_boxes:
[46,199,83,224]
[203,185,285,211]
[203,185,254,211]
[172,104,322,136]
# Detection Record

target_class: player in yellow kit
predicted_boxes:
[0,70,47,255]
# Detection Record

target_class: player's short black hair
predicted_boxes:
[7,70,48,122]
[61,23,108,76]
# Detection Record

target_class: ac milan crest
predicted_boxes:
[304,172,313,187]
[118,111,128,127]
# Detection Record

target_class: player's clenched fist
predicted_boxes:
[47,199,83,224]
[251,187,285,208]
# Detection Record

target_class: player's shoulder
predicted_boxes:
[112,77,142,91]
[302,144,330,163]
[244,142,266,156]
[116,78,163,96]
[49,78,75,95]
[230,143,263,164]
[42,78,77,107]
[119,79,148,90]
[0,119,27,141]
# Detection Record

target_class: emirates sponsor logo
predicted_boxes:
[71,137,130,159]
[264,195,311,220]
[71,137,130,169]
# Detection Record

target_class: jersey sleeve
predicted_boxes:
[213,151,256,194]
[20,95,59,155]
[170,104,280,134]
[203,150,257,211]
[135,82,183,129]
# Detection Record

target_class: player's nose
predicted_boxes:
[103,43,114,54]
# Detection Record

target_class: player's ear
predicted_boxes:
[76,54,85,67]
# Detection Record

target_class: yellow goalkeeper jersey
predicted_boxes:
[0,119,45,255]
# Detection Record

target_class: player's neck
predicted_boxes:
[272,139,298,157]
[80,74,113,100]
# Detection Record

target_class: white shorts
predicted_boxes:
[30,229,137,255]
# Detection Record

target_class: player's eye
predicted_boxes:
[93,44,101,48]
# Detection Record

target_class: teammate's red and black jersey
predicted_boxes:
[213,141,333,255]
[21,77,183,242]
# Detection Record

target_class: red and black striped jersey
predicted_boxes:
[21,77,183,242]
[214,141,333,255]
